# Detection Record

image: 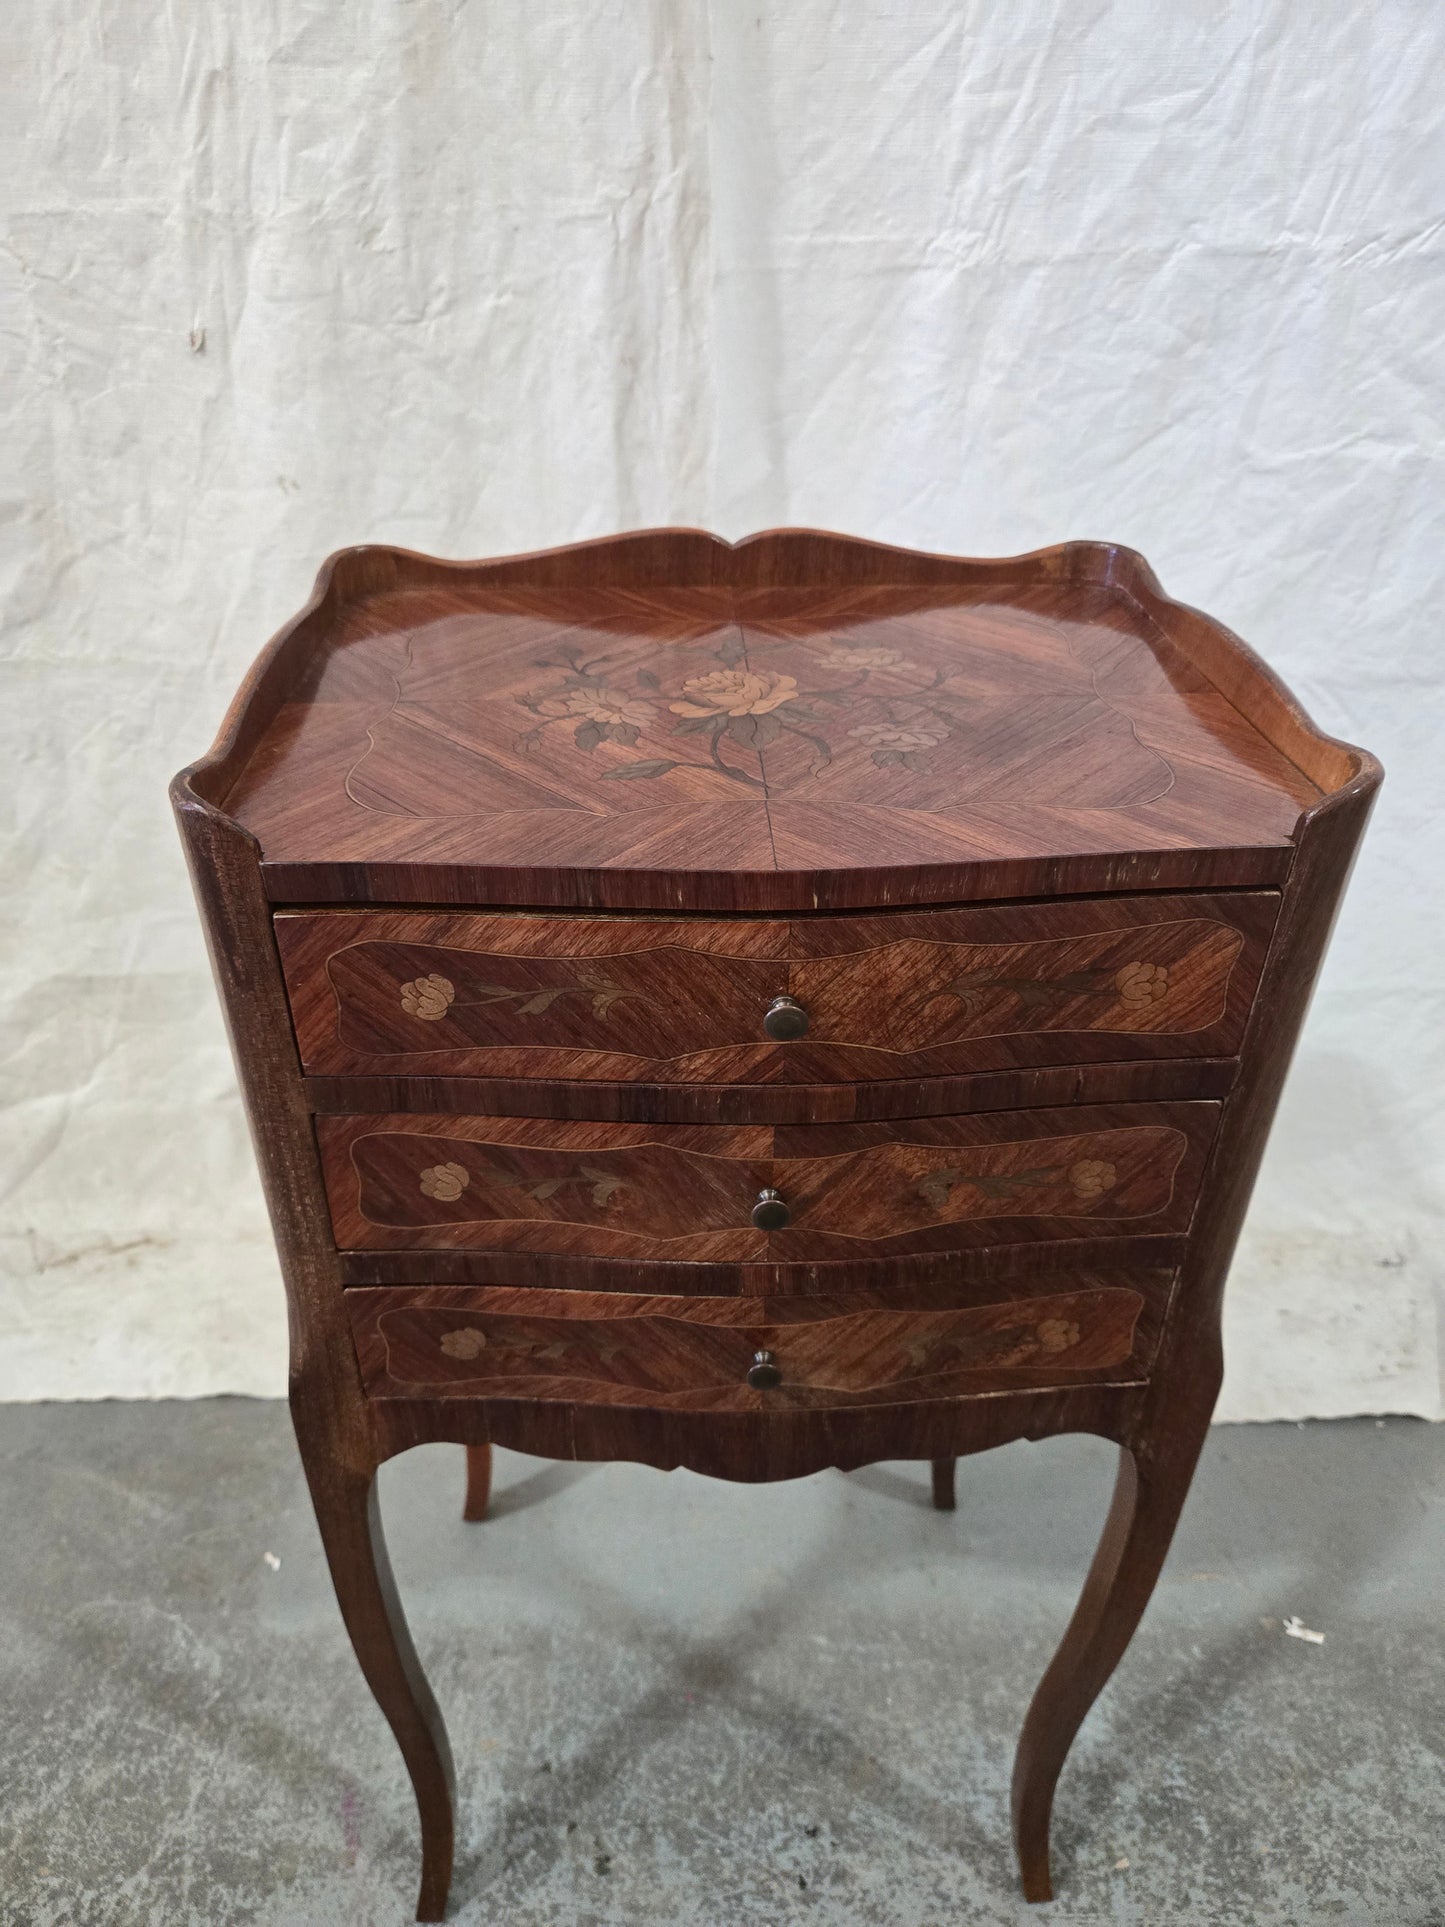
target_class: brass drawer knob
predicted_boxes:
[751,1187,791,1231]
[747,1348,782,1391]
[763,994,809,1041]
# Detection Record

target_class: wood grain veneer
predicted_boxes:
[277,891,1273,1082]
[184,530,1332,913]
[172,528,1380,1920]
[316,1103,1216,1260]
[346,1281,1166,1407]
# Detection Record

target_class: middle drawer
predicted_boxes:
[317,1102,1218,1261]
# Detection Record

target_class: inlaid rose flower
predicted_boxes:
[540,687,656,729]
[848,721,946,750]
[439,1327,487,1360]
[670,670,798,718]
[419,1161,470,1203]
[1037,1318,1082,1354]
[818,644,905,671]
[1068,1159,1117,1200]
[848,720,948,774]
[400,972,455,1021]
[1115,960,1169,1007]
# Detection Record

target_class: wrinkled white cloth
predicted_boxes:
[0,2,1440,1413]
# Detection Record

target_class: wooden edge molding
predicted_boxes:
[302,1058,1241,1124]
[366,1380,1149,1478]
[1091,543,1382,805]
[336,1235,1190,1294]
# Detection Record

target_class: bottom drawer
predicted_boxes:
[347,1275,1172,1410]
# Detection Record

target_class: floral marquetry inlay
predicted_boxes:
[1068,1159,1118,1198]
[419,1162,470,1202]
[929,959,1173,1024]
[296,905,1259,1080]
[333,1114,1200,1250]
[536,687,657,736]
[213,533,1339,922]
[495,1164,625,1208]
[916,1155,1118,1214]
[397,966,643,1024]
[903,1311,1088,1374]
[512,630,980,788]
[435,1322,628,1368]
[362,1286,1156,1405]
[1115,962,1170,1007]
[848,720,949,766]
[670,670,799,718]
[400,973,456,1021]
[439,1327,487,1359]
[414,1157,624,1212]
[1037,1317,1082,1353]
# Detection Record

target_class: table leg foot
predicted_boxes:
[930,1456,957,1511]
[463,1442,493,1522]
[1010,1434,1202,1902]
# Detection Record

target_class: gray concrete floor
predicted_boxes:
[0,1406,1441,1927]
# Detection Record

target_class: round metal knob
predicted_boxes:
[750,1187,791,1231]
[747,1349,782,1391]
[763,995,809,1041]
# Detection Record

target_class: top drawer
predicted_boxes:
[276,892,1275,1085]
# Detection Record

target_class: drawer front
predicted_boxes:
[317,1103,1218,1260]
[278,893,1274,1083]
[347,1279,1171,1408]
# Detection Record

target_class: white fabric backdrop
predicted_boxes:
[1,2,1440,1417]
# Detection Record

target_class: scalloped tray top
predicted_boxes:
[183,530,1363,912]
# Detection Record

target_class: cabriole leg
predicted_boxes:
[1011,1431,1205,1902]
[295,1430,456,1921]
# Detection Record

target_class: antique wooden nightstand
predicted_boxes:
[172,530,1378,1919]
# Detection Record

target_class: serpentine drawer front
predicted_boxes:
[174,529,1378,1919]
[345,1280,1174,1408]
[316,1103,1217,1259]
[277,892,1274,1083]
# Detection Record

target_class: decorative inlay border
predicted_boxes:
[342,1125,1190,1242]
[369,1287,1149,1400]
[321,918,1247,1060]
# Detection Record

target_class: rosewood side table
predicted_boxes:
[172,530,1378,1919]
